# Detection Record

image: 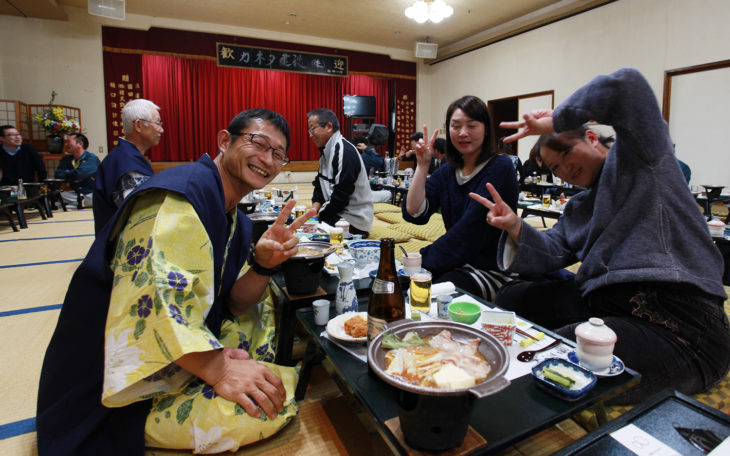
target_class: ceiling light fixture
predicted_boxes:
[405,0,453,24]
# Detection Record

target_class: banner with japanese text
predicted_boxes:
[102,51,143,152]
[217,42,347,77]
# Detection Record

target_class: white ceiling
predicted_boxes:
[1,0,613,60]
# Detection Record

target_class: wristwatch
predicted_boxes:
[248,244,279,276]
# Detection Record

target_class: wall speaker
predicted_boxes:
[415,42,438,59]
[88,0,126,20]
[367,124,389,146]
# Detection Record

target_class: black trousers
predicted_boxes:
[495,279,730,404]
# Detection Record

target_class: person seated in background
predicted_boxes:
[470,68,729,404]
[398,131,421,170]
[0,125,46,186]
[520,140,552,184]
[307,108,373,236]
[498,137,523,182]
[403,95,519,301]
[430,137,446,173]
[678,158,691,184]
[353,135,384,175]
[38,108,316,455]
[54,133,100,208]
[93,98,161,234]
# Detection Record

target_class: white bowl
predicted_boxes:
[349,240,380,267]
[708,220,725,237]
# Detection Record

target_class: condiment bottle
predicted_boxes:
[335,262,358,315]
[367,238,405,342]
[17,179,26,200]
[575,317,617,371]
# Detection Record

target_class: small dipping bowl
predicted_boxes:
[448,301,481,325]
[532,358,597,401]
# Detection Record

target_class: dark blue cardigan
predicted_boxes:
[402,155,519,276]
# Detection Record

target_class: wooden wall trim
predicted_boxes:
[662,59,730,122]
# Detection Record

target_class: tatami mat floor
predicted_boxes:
[0,193,584,456]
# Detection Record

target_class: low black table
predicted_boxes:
[554,389,730,455]
[270,270,374,366]
[295,296,641,455]
[520,203,563,227]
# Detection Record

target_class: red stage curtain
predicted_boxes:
[141,55,390,162]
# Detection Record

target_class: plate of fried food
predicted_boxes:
[327,312,368,344]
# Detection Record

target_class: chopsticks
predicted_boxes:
[515,327,540,341]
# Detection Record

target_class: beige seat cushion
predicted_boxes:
[367,225,412,243]
[390,221,446,242]
[373,202,401,214]
[395,239,432,260]
[375,212,406,224]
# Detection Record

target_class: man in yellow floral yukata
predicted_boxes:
[37,109,316,455]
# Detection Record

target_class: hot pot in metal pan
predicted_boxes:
[368,319,510,452]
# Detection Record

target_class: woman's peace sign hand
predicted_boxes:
[414,124,439,168]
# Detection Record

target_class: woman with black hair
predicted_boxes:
[403,95,519,301]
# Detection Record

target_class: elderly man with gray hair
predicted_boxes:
[92,99,163,234]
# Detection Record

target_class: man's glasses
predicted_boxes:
[140,119,163,128]
[241,132,289,165]
[307,124,324,135]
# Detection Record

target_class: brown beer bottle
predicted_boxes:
[367,238,405,342]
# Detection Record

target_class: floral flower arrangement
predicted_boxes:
[33,91,81,136]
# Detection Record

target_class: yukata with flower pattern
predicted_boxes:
[100,190,297,453]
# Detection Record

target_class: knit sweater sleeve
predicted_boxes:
[553,67,670,165]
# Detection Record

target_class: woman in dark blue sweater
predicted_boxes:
[402,95,519,301]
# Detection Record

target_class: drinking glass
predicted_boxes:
[409,271,432,314]
[542,193,551,207]
[330,227,344,245]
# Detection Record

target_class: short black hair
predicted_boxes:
[70,133,89,149]
[227,108,290,152]
[0,125,16,136]
[410,131,423,142]
[306,108,340,132]
[434,137,446,155]
[352,135,368,146]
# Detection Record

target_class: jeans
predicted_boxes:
[495,279,730,404]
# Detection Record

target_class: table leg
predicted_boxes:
[13,202,27,229]
[34,199,48,219]
[295,339,324,401]
[43,195,53,218]
[2,206,19,231]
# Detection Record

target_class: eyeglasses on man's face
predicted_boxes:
[140,118,163,128]
[307,124,325,135]
[241,132,289,165]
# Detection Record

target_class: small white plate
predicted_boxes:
[567,350,625,377]
[326,312,368,344]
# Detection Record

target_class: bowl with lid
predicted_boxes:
[574,317,617,371]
